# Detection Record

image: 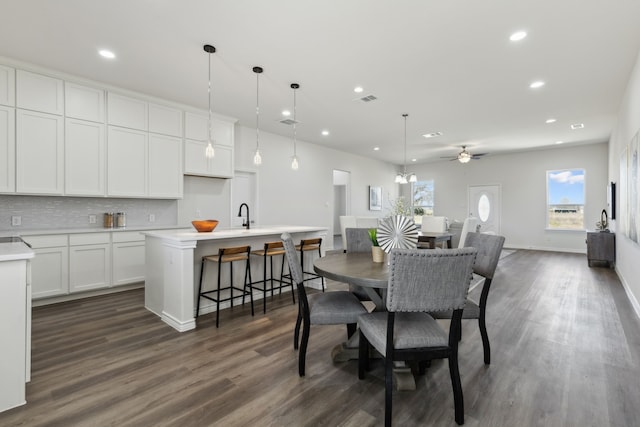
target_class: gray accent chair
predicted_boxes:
[430,232,505,364]
[345,227,373,253]
[358,248,478,426]
[281,232,368,377]
[345,227,374,301]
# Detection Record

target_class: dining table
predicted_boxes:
[313,251,417,390]
[418,231,454,249]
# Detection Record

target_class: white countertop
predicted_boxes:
[142,225,327,242]
[0,225,183,237]
[0,242,34,262]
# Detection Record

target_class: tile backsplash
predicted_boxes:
[0,195,177,232]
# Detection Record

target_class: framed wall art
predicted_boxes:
[369,186,382,211]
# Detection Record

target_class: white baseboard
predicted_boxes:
[616,266,640,319]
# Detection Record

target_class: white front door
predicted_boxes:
[469,185,501,234]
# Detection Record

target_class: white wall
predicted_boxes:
[232,124,398,248]
[400,142,609,252]
[608,48,640,316]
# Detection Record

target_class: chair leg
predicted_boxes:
[245,259,254,316]
[347,323,357,339]
[448,353,465,425]
[299,313,310,377]
[385,354,393,427]
[318,246,325,292]
[294,304,302,350]
[216,260,223,328]
[358,329,369,379]
[262,254,268,314]
[196,259,205,318]
[479,310,491,364]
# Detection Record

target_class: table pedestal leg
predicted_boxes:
[331,334,416,391]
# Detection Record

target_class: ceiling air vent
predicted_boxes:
[279,118,300,125]
[356,94,378,103]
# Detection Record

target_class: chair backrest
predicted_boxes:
[281,232,304,285]
[458,217,478,248]
[463,232,505,279]
[345,228,373,253]
[339,216,358,250]
[421,216,447,233]
[386,248,477,313]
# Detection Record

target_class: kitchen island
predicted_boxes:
[143,226,327,332]
[0,238,34,413]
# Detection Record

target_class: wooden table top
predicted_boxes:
[313,252,388,289]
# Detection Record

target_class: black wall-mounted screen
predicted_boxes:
[609,182,616,220]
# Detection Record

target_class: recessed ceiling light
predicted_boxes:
[373,147,380,151]
[545,118,557,124]
[282,110,291,117]
[556,140,564,144]
[354,86,364,93]
[570,123,584,130]
[411,158,417,162]
[529,81,545,89]
[422,132,443,138]
[321,130,329,136]
[98,49,116,59]
[510,31,527,42]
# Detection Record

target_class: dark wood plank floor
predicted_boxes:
[1,250,639,426]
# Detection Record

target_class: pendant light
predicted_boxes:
[204,44,215,159]
[290,83,300,170]
[252,66,263,165]
[394,113,417,184]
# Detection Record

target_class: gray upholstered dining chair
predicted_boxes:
[345,227,374,301]
[429,231,505,364]
[281,232,368,377]
[358,248,478,427]
[345,227,373,253]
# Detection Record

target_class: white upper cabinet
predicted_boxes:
[149,103,183,137]
[107,126,147,197]
[184,112,208,141]
[16,109,64,195]
[65,83,105,123]
[16,70,63,115]
[148,134,183,198]
[184,111,235,178]
[0,106,15,193]
[65,118,105,196]
[0,65,15,106]
[107,92,148,130]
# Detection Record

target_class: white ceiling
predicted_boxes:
[1,0,640,166]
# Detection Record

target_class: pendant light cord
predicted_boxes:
[403,113,408,175]
[293,86,297,156]
[255,71,260,149]
[208,51,212,144]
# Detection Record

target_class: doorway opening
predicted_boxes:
[333,170,350,250]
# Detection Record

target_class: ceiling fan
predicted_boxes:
[441,146,488,163]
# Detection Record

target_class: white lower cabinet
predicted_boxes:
[112,232,145,286]
[22,235,69,299]
[69,233,110,293]
[24,231,151,301]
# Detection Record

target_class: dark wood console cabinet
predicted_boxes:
[586,231,615,268]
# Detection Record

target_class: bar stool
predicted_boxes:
[296,237,325,292]
[250,241,295,313]
[196,245,254,328]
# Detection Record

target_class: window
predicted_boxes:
[412,180,434,216]
[547,169,585,230]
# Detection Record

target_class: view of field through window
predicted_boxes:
[547,169,585,229]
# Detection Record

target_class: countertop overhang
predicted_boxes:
[0,241,34,262]
[142,225,327,243]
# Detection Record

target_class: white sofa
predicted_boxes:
[339,216,380,250]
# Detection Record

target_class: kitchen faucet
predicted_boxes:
[238,203,250,229]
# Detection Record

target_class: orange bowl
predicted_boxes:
[191,220,219,232]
